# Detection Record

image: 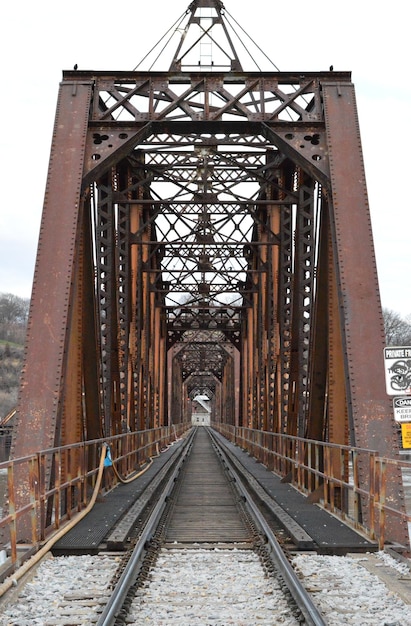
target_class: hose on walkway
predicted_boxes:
[0,435,179,596]
[0,443,108,598]
[109,437,181,485]
[108,443,159,485]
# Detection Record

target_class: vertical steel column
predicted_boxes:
[223,349,235,425]
[243,303,254,427]
[133,212,145,430]
[327,234,349,446]
[265,163,282,435]
[286,174,313,437]
[323,82,397,450]
[266,216,280,434]
[60,202,85,446]
[249,293,257,428]
[116,166,132,433]
[171,348,184,424]
[10,81,92,540]
[279,199,293,435]
[129,201,141,433]
[96,180,121,436]
[81,194,103,442]
[294,174,316,437]
[323,82,409,545]
[257,230,266,431]
[142,223,151,429]
[13,81,92,458]
[306,198,330,442]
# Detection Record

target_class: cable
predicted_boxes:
[132,11,188,71]
[224,10,281,72]
[109,443,160,484]
[0,436,180,597]
[0,444,108,598]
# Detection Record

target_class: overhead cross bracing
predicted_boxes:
[11,0,409,547]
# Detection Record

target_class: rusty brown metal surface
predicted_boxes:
[10,81,92,539]
[10,1,408,549]
[323,81,409,545]
[323,82,395,450]
[12,81,92,458]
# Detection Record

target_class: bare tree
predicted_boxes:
[0,293,29,324]
[383,307,411,346]
[0,293,30,344]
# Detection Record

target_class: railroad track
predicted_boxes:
[0,427,327,625]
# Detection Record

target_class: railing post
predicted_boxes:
[67,447,73,519]
[351,450,360,525]
[323,446,330,509]
[54,449,61,529]
[279,434,284,475]
[368,451,376,540]
[34,453,43,542]
[377,457,387,550]
[340,447,346,515]
[296,439,303,490]
[314,444,320,491]
[329,447,335,512]
[29,455,40,544]
[81,442,88,507]
[7,463,17,564]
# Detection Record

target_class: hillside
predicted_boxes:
[0,293,29,420]
[0,341,24,420]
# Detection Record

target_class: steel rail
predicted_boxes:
[95,428,196,626]
[207,428,328,626]
[98,425,326,625]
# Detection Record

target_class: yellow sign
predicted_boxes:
[401,423,411,449]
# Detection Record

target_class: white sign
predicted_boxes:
[383,346,411,396]
[393,396,411,422]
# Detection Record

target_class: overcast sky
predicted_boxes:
[1,1,410,316]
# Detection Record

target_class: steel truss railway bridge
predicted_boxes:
[6,0,410,553]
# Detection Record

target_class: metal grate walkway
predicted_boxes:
[165,429,251,545]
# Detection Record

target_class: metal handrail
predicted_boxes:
[0,423,191,566]
[212,422,411,550]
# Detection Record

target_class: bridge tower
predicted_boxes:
[12,0,409,546]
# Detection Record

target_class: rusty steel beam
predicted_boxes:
[10,82,93,540]
[12,81,92,458]
[323,82,409,546]
[323,82,395,450]
[306,200,330,443]
[11,2,408,549]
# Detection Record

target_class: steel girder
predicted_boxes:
[11,60,408,543]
